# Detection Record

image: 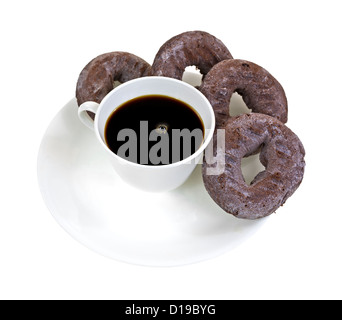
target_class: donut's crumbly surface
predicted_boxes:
[200,59,288,127]
[152,31,233,80]
[202,113,305,219]
[76,52,151,106]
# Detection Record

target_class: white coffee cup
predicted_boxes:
[78,76,215,192]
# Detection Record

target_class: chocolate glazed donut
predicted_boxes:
[76,52,152,108]
[202,114,305,220]
[151,31,233,80]
[199,59,288,128]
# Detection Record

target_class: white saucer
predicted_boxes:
[37,98,266,266]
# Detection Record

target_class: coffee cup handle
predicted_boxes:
[78,101,100,130]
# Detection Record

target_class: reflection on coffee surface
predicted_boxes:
[104,95,204,165]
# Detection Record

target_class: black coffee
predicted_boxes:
[104,95,204,165]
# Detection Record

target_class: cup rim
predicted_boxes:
[94,76,216,169]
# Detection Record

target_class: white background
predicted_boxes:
[1,0,341,300]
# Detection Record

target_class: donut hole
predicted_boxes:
[113,80,121,89]
[241,152,266,186]
[182,66,203,87]
[229,92,252,117]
